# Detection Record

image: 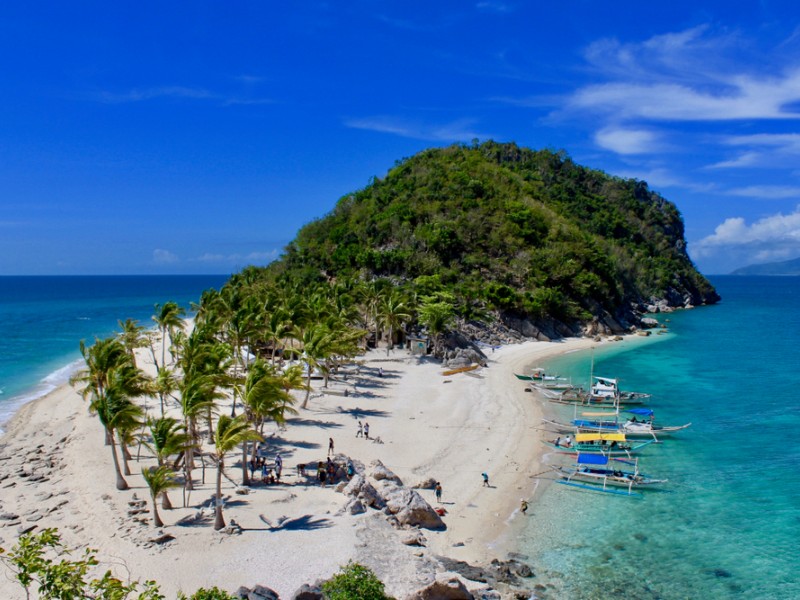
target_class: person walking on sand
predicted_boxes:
[328,437,334,456]
[356,420,363,438]
[364,422,370,440]
[482,472,489,487]
[435,482,442,503]
[520,498,528,514]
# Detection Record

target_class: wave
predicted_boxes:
[0,359,83,436]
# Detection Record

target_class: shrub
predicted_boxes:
[321,562,390,600]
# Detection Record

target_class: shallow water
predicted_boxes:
[518,276,800,599]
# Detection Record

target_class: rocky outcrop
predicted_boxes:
[382,485,444,530]
[369,460,403,485]
[435,556,534,588]
[406,577,474,600]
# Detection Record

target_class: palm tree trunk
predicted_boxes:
[214,457,225,531]
[161,491,172,510]
[120,435,132,476]
[108,429,129,491]
[302,370,312,409]
[152,495,163,527]
[242,442,250,486]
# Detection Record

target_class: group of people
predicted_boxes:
[316,456,356,485]
[248,452,283,485]
[355,420,370,439]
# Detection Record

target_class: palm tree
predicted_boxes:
[297,324,335,409]
[90,363,148,490]
[152,301,186,369]
[141,466,179,528]
[418,300,455,358]
[212,414,261,530]
[146,416,191,508]
[179,373,222,492]
[378,291,412,355]
[71,337,148,490]
[151,366,179,418]
[117,319,148,367]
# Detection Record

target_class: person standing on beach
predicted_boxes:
[482,472,489,487]
[356,421,363,437]
[435,482,442,503]
[364,422,370,439]
[328,437,334,456]
[520,498,528,514]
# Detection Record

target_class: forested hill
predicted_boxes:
[264,141,719,338]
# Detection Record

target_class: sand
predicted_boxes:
[0,337,601,599]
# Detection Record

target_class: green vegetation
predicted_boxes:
[266,141,718,330]
[1,530,385,600]
[321,561,392,600]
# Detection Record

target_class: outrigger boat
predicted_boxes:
[552,453,667,496]
[543,408,691,439]
[515,367,569,384]
[543,432,654,457]
[587,376,650,404]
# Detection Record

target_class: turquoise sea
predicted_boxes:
[521,276,800,599]
[0,275,228,431]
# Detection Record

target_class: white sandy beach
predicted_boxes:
[0,337,602,599]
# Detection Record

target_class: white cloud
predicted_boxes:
[706,152,762,169]
[344,116,491,142]
[594,127,660,155]
[693,207,800,262]
[94,86,273,106]
[153,249,179,264]
[728,185,800,199]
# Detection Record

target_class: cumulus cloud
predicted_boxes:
[693,207,800,264]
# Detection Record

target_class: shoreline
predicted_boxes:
[0,335,612,598]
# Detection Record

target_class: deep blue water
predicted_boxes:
[0,275,228,429]
[521,276,800,599]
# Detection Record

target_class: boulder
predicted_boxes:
[248,585,280,600]
[412,477,438,490]
[383,487,444,530]
[402,531,427,546]
[369,460,403,485]
[291,582,324,600]
[345,498,366,515]
[406,577,473,600]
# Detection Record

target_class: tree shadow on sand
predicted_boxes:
[335,407,391,418]
[258,513,332,531]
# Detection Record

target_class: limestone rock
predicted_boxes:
[369,460,403,485]
[383,487,444,530]
[345,498,366,515]
[406,577,473,600]
[412,477,437,490]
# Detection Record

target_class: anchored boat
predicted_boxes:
[543,432,655,457]
[552,454,667,496]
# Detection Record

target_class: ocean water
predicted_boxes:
[0,275,228,430]
[520,276,800,599]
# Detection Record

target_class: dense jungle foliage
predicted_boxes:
[258,142,718,330]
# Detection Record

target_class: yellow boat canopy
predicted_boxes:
[575,432,626,443]
[581,411,619,417]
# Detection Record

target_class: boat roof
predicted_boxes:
[625,408,654,417]
[577,453,609,465]
[593,376,618,385]
[576,433,626,442]
[581,411,618,417]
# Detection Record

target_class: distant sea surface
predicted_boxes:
[520,276,800,599]
[0,275,228,431]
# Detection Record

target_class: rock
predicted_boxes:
[383,487,444,530]
[407,577,474,600]
[345,498,366,515]
[513,562,532,578]
[369,460,403,485]
[26,514,44,522]
[473,589,502,600]
[402,531,427,546]
[0,512,19,520]
[334,481,348,493]
[17,524,37,535]
[249,585,280,599]
[149,533,175,544]
[412,477,437,490]
[640,317,659,328]
[291,582,324,600]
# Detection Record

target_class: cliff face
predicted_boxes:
[273,141,719,337]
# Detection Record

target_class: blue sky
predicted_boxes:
[3,1,800,275]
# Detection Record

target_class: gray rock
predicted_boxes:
[412,477,437,490]
[291,583,324,600]
[407,577,474,600]
[346,498,366,515]
[383,487,444,530]
[402,531,427,546]
[249,585,280,600]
